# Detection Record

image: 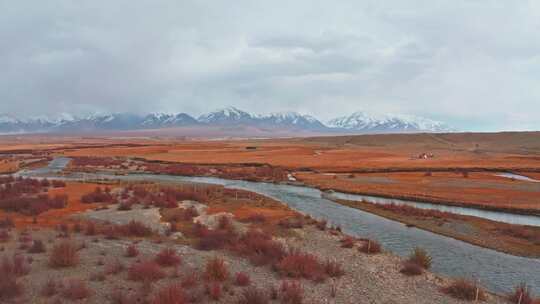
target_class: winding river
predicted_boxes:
[19,158,540,294]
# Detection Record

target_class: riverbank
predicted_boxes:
[330,197,540,258]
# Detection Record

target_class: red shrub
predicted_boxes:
[244,213,267,223]
[238,287,269,304]
[62,278,92,300]
[85,221,97,235]
[278,217,304,229]
[400,262,424,276]
[205,257,229,282]
[358,239,382,254]
[315,219,327,231]
[125,244,139,257]
[0,217,14,229]
[443,279,486,301]
[277,251,325,281]
[197,229,237,251]
[181,272,199,289]
[40,278,60,297]
[324,260,345,277]
[128,260,165,283]
[122,220,153,237]
[0,230,10,243]
[0,271,23,300]
[233,229,285,266]
[49,241,79,268]
[28,239,46,253]
[155,248,182,267]
[280,281,304,304]
[81,187,113,204]
[52,180,66,188]
[340,237,355,248]
[206,282,222,300]
[152,283,186,304]
[235,272,251,286]
[2,254,30,276]
[508,283,538,304]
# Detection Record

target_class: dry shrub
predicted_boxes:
[2,254,30,276]
[49,241,79,268]
[0,230,9,243]
[62,278,91,300]
[407,247,432,270]
[28,239,46,253]
[358,239,382,254]
[123,220,153,237]
[324,260,345,278]
[400,262,424,276]
[233,229,286,266]
[207,282,222,300]
[278,217,304,229]
[244,213,267,223]
[315,219,327,231]
[508,283,538,304]
[181,271,199,289]
[217,215,233,230]
[238,287,269,304]
[125,244,139,257]
[277,251,325,281]
[40,278,60,297]
[340,237,355,248]
[443,279,486,301]
[197,228,237,251]
[205,257,229,282]
[85,221,97,235]
[152,283,186,304]
[155,248,182,267]
[0,254,27,300]
[105,259,125,275]
[280,281,303,304]
[0,271,22,300]
[235,272,251,286]
[128,260,166,283]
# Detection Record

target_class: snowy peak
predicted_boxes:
[142,113,198,127]
[198,107,253,124]
[259,112,326,130]
[0,113,20,124]
[328,111,452,133]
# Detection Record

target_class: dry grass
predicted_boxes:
[204,257,229,282]
[49,241,79,268]
[443,279,486,301]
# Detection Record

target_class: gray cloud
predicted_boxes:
[1,1,539,131]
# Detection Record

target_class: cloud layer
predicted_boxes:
[1,1,539,131]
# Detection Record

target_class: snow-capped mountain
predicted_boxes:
[328,111,452,133]
[258,112,326,130]
[141,113,198,128]
[0,107,454,135]
[198,107,254,124]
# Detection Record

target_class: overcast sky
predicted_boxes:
[1,1,539,131]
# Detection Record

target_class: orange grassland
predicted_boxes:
[0,182,102,228]
[4,132,540,212]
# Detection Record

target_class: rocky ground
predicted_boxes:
[0,196,510,304]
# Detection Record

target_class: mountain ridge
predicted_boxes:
[0,107,454,135]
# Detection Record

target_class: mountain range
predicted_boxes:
[0,107,453,135]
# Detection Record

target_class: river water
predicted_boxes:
[19,158,540,294]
